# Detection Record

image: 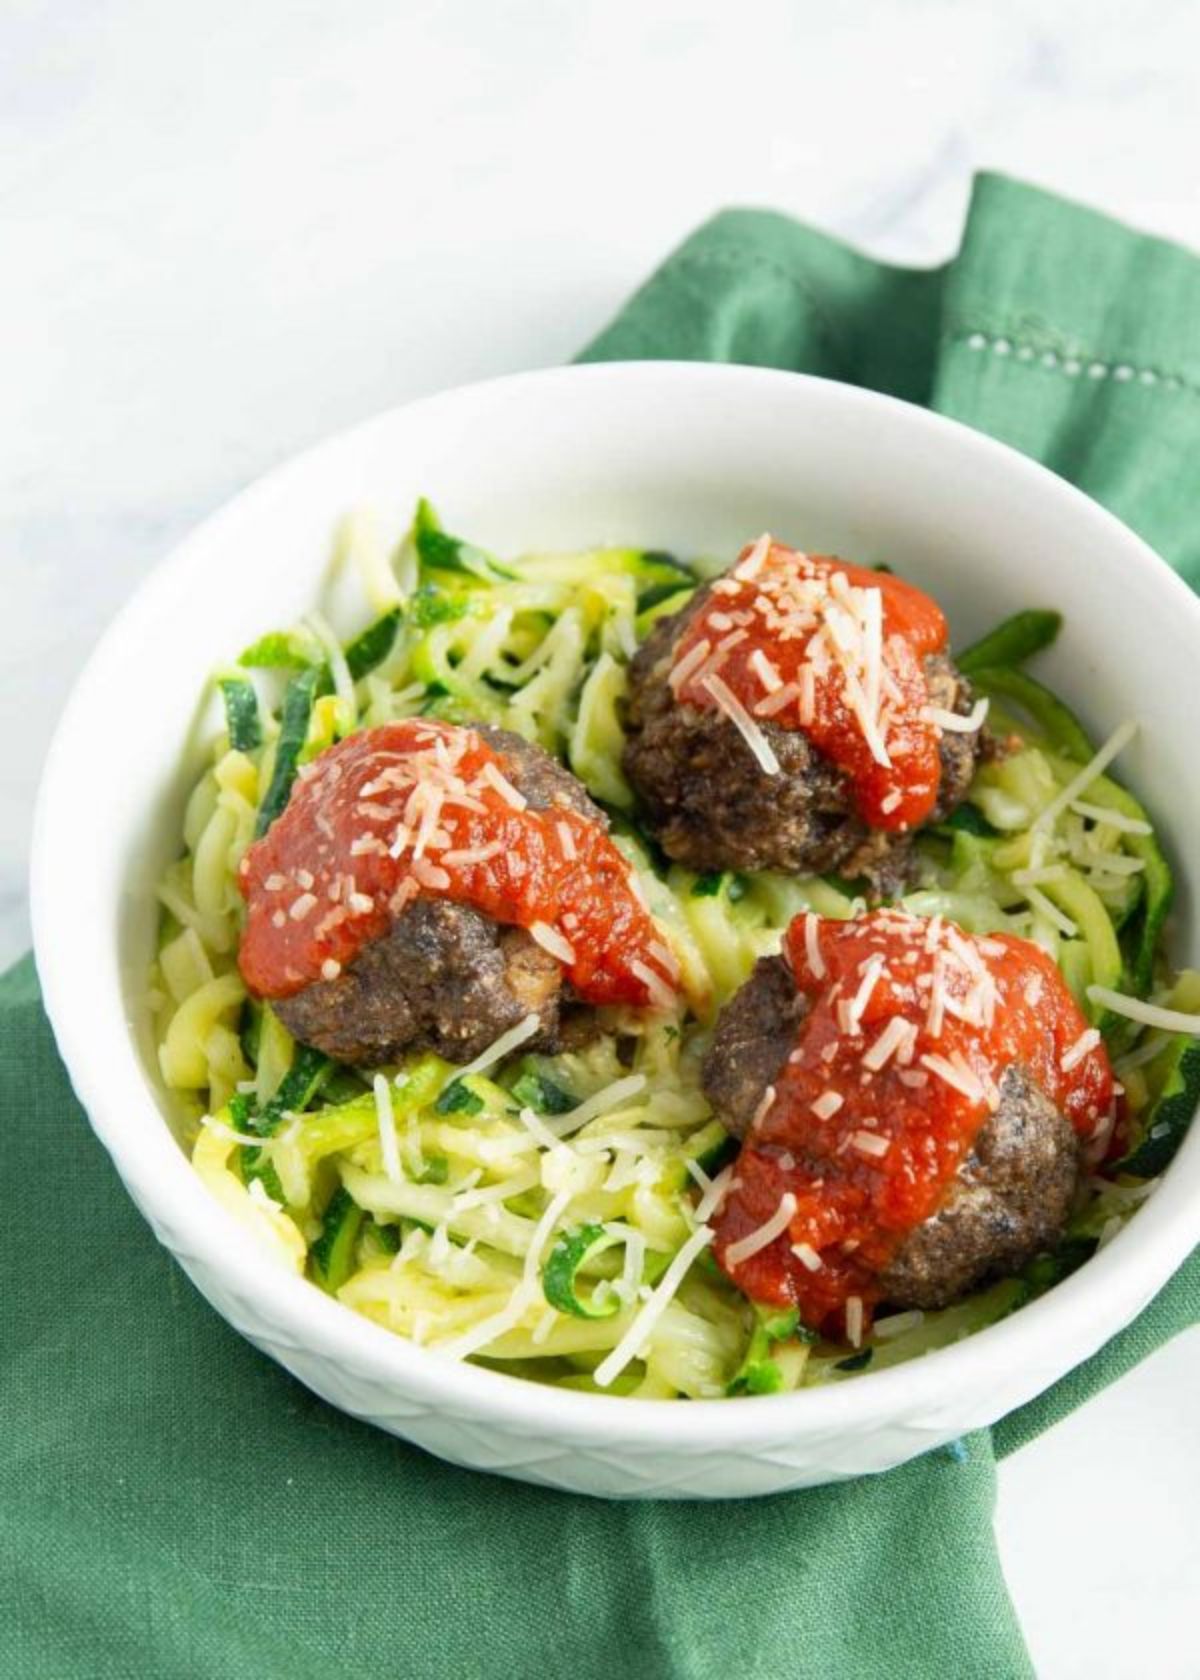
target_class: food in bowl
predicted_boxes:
[707,908,1108,1347]
[622,537,985,887]
[150,502,1200,1399]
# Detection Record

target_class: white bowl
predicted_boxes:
[32,362,1200,1499]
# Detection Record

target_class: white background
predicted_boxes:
[5,3,1198,1673]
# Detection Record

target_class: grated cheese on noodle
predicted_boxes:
[1069,799,1152,835]
[373,1074,403,1185]
[452,1013,542,1081]
[593,1224,715,1388]
[1033,720,1139,831]
[1086,987,1200,1035]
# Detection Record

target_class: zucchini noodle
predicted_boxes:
[150,503,1197,1398]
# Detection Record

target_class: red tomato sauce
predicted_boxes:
[713,909,1113,1339]
[670,539,950,830]
[237,720,678,1008]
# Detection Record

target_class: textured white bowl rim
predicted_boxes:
[31,361,1200,1459]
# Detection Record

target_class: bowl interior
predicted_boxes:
[32,361,1200,1451]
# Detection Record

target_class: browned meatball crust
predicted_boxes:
[273,725,603,1065]
[476,726,601,823]
[274,899,565,1064]
[701,954,1081,1311]
[877,1064,1079,1310]
[622,585,982,892]
[700,955,810,1138]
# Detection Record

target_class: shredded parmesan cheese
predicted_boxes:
[516,1105,567,1154]
[1024,886,1079,939]
[861,1016,915,1072]
[735,533,772,580]
[842,953,885,1034]
[749,647,783,693]
[592,1224,715,1388]
[1011,864,1069,887]
[845,1296,864,1348]
[873,1309,924,1340]
[529,921,576,965]
[723,1193,798,1268]
[1080,852,1145,877]
[1086,987,1200,1035]
[669,637,712,693]
[700,673,782,774]
[753,680,802,719]
[480,759,527,810]
[548,1074,648,1139]
[749,1084,776,1130]
[919,1051,986,1103]
[373,1074,402,1185]
[928,697,989,733]
[1060,1027,1102,1073]
[1069,799,1151,835]
[436,1189,573,1361]
[201,1115,267,1149]
[452,1013,542,1081]
[685,1157,713,1194]
[410,858,450,892]
[439,841,503,867]
[693,1164,735,1225]
[1033,720,1138,832]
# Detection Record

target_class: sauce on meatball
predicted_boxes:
[237,719,678,1009]
[669,536,963,830]
[711,909,1113,1342]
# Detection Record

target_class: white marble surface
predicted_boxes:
[4,1,1198,1672]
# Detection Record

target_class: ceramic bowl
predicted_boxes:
[32,362,1200,1498]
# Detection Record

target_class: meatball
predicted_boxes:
[702,954,1080,1309]
[275,898,565,1064]
[877,1065,1078,1310]
[274,726,603,1065]
[622,586,981,893]
[700,955,809,1137]
[475,726,601,824]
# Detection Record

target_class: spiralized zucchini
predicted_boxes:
[150,503,1196,1398]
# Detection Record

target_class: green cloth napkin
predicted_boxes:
[5,173,1199,1680]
